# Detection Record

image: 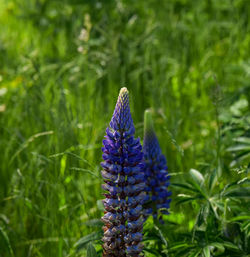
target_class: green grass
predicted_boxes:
[0,0,249,256]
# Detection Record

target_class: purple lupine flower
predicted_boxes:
[143,110,171,223]
[101,87,145,257]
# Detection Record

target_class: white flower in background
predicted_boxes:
[77,46,84,53]
[78,28,88,41]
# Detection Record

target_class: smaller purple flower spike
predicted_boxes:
[101,87,146,257]
[143,110,171,223]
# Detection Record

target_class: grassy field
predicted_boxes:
[0,0,249,256]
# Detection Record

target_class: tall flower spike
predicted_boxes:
[143,110,171,223]
[101,87,145,257]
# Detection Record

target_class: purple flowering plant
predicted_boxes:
[142,110,171,223]
[101,88,146,257]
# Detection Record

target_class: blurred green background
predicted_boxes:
[0,0,249,256]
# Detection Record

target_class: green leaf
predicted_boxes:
[196,204,209,227]
[222,241,239,250]
[233,137,250,144]
[188,249,201,257]
[230,152,250,167]
[176,195,202,205]
[70,167,99,178]
[227,144,250,152]
[74,231,102,252]
[168,243,194,251]
[228,215,250,222]
[0,226,15,257]
[208,168,217,191]
[97,199,105,211]
[230,98,248,116]
[189,169,204,185]
[143,247,162,255]
[171,183,199,193]
[203,246,210,257]
[223,186,250,198]
[86,243,97,257]
[84,219,103,228]
[154,224,168,248]
[188,180,207,199]
[241,220,250,235]
[0,214,9,225]
[210,242,225,252]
